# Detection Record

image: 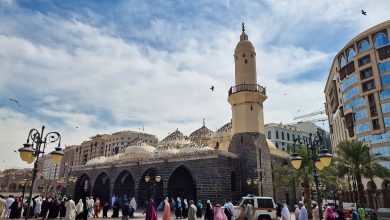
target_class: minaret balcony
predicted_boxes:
[228,84,266,96]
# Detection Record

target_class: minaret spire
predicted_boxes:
[242,22,245,32]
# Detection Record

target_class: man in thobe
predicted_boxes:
[64,196,76,220]
[88,197,94,217]
[111,195,116,209]
[281,201,290,220]
[298,201,308,220]
[226,200,236,220]
[0,195,6,218]
[187,200,197,220]
[5,195,15,218]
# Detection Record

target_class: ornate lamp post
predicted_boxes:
[17,126,64,220]
[246,168,266,196]
[18,178,28,202]
[144,173,161,199]
[289,132,333,220]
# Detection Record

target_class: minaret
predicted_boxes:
[228,23,273,198]
[228,23,267,134]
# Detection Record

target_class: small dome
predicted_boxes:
[106,154,123,163]
[189,121,214,145]
[86,156,107,165]
[177,143,214,154]
[125,145,155,155]
[159,129,191,148]
[155,147,179,157]
[216,122,232,133]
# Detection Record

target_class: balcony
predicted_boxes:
[228,84,266,96]
[377,44,390,60]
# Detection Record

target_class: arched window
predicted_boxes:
[281,132,285,140]
[358,40,370,53]
[268,131,272,139]
[347,48,356,61]
[339,55,346,67]
[276,131,279,139]
[215,142,219,150]
[275,142,279,148]
[374,33,389,48]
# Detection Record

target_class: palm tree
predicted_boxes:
[335,140,390,205]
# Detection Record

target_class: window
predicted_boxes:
[276,131,279,139]
[341,74,358,91]
[339,55,346,67]
[382,103,390,113]
[358,55,371,67]
[382,75,390,86]
[287,133,290,141]
[360,67,373,80]
[347,48,356,61]
[378,61,390,73]
[374,33,389,48]
[372,146,390,157]
[380,89,390,100]
[372,119,380,130]
[343,87,359,102]
[370,107,378,117]
[275,142,279,148]
[358,40,370,53]
[281,132,285,140]
[355,122,370,134]
[354,109,368,121]
[292,134,295,140]
[384,117,390,127]
[268,131,272,139]
[257,199,274,208]
[344,97,365,110]
[362,80,375,92]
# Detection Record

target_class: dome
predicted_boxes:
[125,144,155,155]
[234,25,255,54]
[177,143,214,154]
[159,129,191,148]
[216,122,232,133]
[189,121,214,145]
[154,146,179,157]
[86,156,108,165]
[106,154,123,163]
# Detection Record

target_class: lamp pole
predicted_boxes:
[246,168,265,196]
[17,126,64,220]
[289,131,333,220]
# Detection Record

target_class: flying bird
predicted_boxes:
[210,85,215,92]
[283,93,287,95]
[361,9,367,15]
[14,150,17,153]
[8,98,21,107]
[297,109,301,112]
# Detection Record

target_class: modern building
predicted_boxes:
[42,154,61,180]
[265,122,331,152]
[324,20,390,208]
[69,25,294,206]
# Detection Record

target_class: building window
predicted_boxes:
[347,48,356,62]
[372,119,380,130]
[281,132,285,140]
[381,103,390,113]
[268,131,272,139]
[384,117,390,127]
[344,97,366,110]
[374,33,389,48]
[275,142,279,148]
[276,131,279,139]
[355,122,370,134]
[378,61,390,74]
[287,133,290,141]
[362,80,376,92]
[341,74,358,91]
[358,40,371,53]
[354,109,368,121]
[360,67,373,80]
[292,134,295,141]
[370,107,378,117]
[380,89,390,100]
[372,146,390,157]
[358,55,371,67]
[343,86,359,102]
[381,75,390,86]
[339,55,346,67]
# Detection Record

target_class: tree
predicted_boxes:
[335,140,390,205]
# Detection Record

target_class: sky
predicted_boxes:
[0,0,389,170]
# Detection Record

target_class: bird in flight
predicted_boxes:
[76,126,79,128]
[361,9,367,15]
[210,85,215,92]
[283,93,287,95]
[9,98,21,107]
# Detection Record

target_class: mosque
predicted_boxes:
[71,24,291,206]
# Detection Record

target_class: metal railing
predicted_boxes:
[228,84,266,96]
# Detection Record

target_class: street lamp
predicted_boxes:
[144,173,161,199]
[246,168,265,196]
[18,126,64,220]
[289,132,333,220]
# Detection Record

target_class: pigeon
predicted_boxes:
[8,98,21,107]
[361,10,367,15]
[210,85,215,91]
[76,126,79,128]
[283,93,287,95]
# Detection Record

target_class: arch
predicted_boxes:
[74,174,91,202]
[382,180,390,207]
[367,181,377,209]
[8,183,17,192]
[339,55,346,67]
[347,48,356,61]
[374,33,389,48]
[168,165,196,201]
[113,170,135,199]
[215,142,219,150]
[358,40,370,53]
[93,172,111,203]
[138,167,163,208]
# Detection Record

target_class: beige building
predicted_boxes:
[324,20,390,207]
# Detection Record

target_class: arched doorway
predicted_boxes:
[382,180,390,208]
[74,174,91,202]
[138,168,163,208]
[366,181,377,209]
[113,171,135,199]
[168,166,196,201]
[93,172,110,203]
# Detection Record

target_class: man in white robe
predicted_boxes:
[298,201,308,220]
[281,202,290,220]
[64,197,76,220]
